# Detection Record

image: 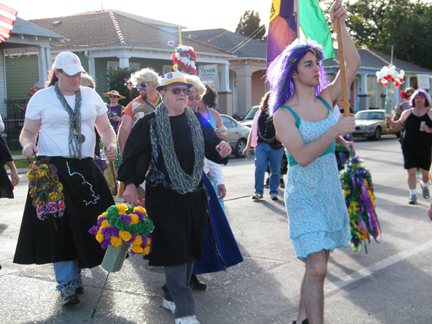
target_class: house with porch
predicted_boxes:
[5,10,236,115]
[1,17,63,143]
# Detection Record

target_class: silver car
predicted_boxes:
[354,109,401,140]
[221,114,251,158]
[239,106,259,128]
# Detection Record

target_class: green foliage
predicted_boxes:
[235,10,266,40]
[106,67,139,106]
[321,0,432,69]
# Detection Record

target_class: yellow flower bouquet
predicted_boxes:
[89,204,154,255]
[89,204,154,272]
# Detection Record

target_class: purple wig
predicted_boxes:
[266,38,328,116]
[410,89,430,108]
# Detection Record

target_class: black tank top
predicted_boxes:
[402,109,432,151]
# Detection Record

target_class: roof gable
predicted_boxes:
[29,12,232,56]
[12,17,63,39]
[186,28,266,60]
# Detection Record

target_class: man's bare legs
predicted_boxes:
[296,250,330,324]
[296,272,307,323]
[407,168,417,190]
[419,168,430,184]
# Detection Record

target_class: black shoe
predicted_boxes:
[409,194,417,205]
[280,178,285,188]
[264,178,270,188]
[189,275,207,290]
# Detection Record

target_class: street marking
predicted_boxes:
[325,240,432,295]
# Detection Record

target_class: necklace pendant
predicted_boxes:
[73,130,86,143]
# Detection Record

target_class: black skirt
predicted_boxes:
[13,157,114,268]
[0,163,13,198]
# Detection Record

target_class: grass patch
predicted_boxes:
[5,158,35,169]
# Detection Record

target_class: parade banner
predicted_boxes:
[267,0,335,68]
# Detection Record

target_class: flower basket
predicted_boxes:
[89,204,154,272]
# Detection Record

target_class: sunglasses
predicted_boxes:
[166,87,191,95]
[188,95,200,101]
[109,95,119,99]
[60,70,83,79]
[136,82,147,89]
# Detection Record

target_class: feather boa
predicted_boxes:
[340,155,381,253]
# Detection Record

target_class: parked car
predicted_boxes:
[221,114,251,158]
[239,106,259,127]
[354,109,401,140]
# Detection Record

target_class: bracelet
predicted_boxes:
[397,120,404,128]
[107,143,117,150]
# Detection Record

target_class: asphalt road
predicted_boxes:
[1,135,431,323]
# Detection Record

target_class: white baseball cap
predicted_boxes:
[53,51,85,76]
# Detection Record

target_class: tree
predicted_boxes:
[106,67,139,106]
[235,10,266,40]
[321,0,432,69]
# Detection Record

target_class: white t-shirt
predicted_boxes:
[25,86,107,158]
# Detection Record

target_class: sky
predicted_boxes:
[5,0,272,32]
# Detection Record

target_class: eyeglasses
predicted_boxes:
[165,87,191,95]
[109,95,119,99]
[59,70,83,79]
[136,82,147,89]
[188,95,200,101]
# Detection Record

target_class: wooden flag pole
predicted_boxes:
[335,16,350,117]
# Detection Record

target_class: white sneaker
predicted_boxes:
[270,194,279,201]
[175,315,200,324]
[163,298,176,314]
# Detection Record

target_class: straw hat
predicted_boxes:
[103,90,126,99]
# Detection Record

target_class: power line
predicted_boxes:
[229,25,266,53]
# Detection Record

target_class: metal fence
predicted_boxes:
[1,99,28,150]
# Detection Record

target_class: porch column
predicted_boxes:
[118,55,130,68]
[220,63,231,92]
[358,74,370,110]
[236,66,252,117]
[35,45,49,88]
[87,56,96,80]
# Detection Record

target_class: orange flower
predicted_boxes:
[132,245,144,254]
[117,204,128,214]
[133,235,143,246]
[130,213,139,225]
[133,206,146,214]
[100,220,110,229]
[119,230,132,242]
[97,212,106,219]
[96,231,104,243]
[143,237,151,255]
[111,236,122,247]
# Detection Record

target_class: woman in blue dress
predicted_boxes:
[185,77,243,290]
